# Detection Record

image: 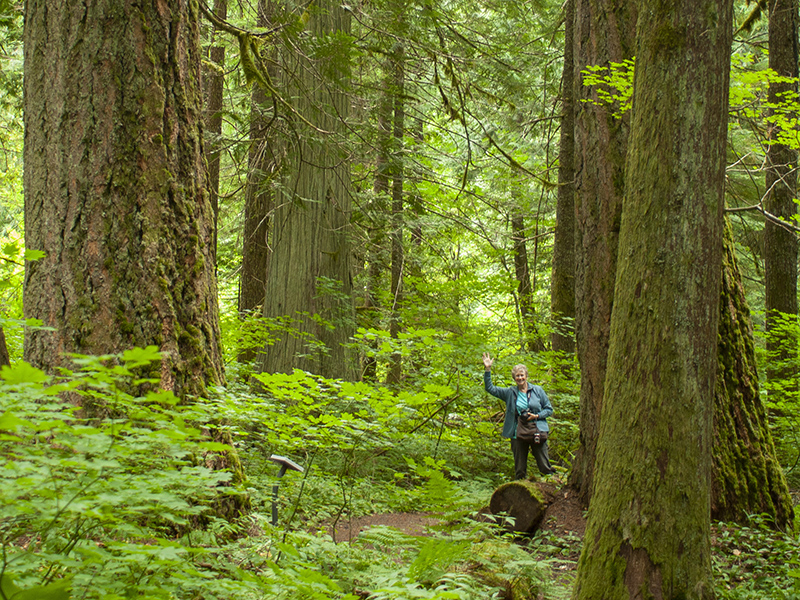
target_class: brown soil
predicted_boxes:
[326,481,586,591]
[539,485,586,538]
[330,511,442,543]
[329,481,586,544]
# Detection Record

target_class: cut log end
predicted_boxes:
[489,480,548,533]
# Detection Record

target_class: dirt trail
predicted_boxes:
[329,482,586,543]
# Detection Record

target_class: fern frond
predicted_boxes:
[355,525,416,549]
[408,538,469,583]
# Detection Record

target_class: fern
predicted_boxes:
[356,525,417,550]
[408,538,470,585]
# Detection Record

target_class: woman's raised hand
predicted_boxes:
[482,352,493,370]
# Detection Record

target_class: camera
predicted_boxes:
[520,410,531,419]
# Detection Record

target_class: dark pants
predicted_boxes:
[511,438,555,479]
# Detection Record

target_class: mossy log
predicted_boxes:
[489,481,547,533]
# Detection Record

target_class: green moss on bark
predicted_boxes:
[712,219,793,529]
[572,0,732,596]
[23,0,224,398]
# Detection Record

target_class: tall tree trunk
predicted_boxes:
[387,42,405,385]
[568,0,637,507]
[260,0,355,379]
[713,219,794,529]
[23,0,224,397]
[203,0,227,264]
[573,0,732,596]
[409,118,425,256]
[550,0,576,358]
[238,0,278,362]
[512,213,544,352]
[363,68,393,382]
[765,0,799,392]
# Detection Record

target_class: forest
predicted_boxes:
[5,0,800,598]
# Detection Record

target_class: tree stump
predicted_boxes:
[489,480,547,533]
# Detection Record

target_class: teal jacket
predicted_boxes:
[484,371,553,439]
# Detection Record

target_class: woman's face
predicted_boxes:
[513,370,527,388]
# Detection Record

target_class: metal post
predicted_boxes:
[268,455,304,526]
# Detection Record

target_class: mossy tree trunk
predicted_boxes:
[489,480,548,533]
[238,0,279,362]
[0,328,10,367]
[260,0,356,379]
[550,0,576,358]
[713,219,794,528]
[569,0,637,507]
[765,0,799,393]
[572,0,733,597]
[23,0,224,397]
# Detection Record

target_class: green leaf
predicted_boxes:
[274,542,301,558]
[0,574,71,600]
[197,441,231,452]
[122,345,162,368]
[146,389,180,406]
[0,410,32,431]
[23,248,45,261]
[0,361,49,384]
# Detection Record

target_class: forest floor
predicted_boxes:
[329,480,586,587]
[330,481,585,542]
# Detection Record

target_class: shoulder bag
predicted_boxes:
[517,413,548,444]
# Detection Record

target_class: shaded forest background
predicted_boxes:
[5,0,800,599]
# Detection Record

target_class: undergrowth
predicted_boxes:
[4,348,800,599]
[0,349,560,599]
[712,515,800,600]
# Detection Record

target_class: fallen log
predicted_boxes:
[489,480,547,533]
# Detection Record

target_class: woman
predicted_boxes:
[482,352,556,479]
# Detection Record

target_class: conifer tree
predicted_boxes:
[24,0,224,396]
[573,0,733,596]
[569,0,637,506]
[259,0,356,378]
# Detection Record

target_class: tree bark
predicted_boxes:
[238,0,279,362]
[203,0,227,263]
[713,219,794,528]
[362,67,393,382]
[765,0,799,392]
[0,328,10,368]
[260,0,355,379]
[573,0,733,597]
[23,0,224,397]
[568,0,637,507]
[387,42,405,385]
[512,213,545,352]
[550,0,576,358]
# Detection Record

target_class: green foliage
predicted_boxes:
[582,52,800,142]
[0,2,24,363]
[207,0,564,379]
[0,573,71,600]
[0,351,257,600]
[217,367,513,522]
[580,59,635,117]
[713,516,800,599]
[754,311,800,484]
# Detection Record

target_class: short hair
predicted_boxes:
[511,364,528,377]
